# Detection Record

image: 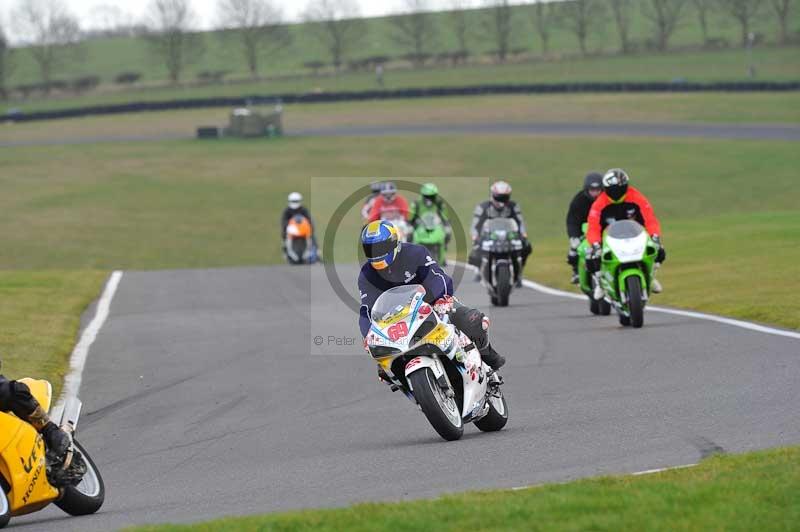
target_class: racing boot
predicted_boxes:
[515,275,523,289]
[651,278,663,293]
[570,273,580,285]
[479,343,506,371]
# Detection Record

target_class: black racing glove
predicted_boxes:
[585,243,601,273]
[652,235,666,263]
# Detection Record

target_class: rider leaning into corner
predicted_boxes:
[565,172,603,284]
[585,168,666,293]
[0,368,71,457]
[469,180,533,287]
[358,220,506,377]
[281,192,318,249]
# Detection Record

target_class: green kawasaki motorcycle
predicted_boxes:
[412,212,448,265]
[590,219,659,328]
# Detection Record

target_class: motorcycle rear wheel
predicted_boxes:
[474,391,508,432]
[409,368,463,441]
[55,440,105,516]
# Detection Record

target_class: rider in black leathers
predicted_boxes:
[469,181,532,287]
[565,172,603,284]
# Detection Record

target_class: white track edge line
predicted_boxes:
[454,261,800,340]
[509,463,698,491]
[52,270,123,415]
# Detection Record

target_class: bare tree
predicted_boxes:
[304,0,367,71]
[446,0,472,54]
[0,22,13,99]
[642,0,688,51]
[145,0,205,83]
[717,0,765,46]
[692,0,716,45]
[13,0,84,90]
[482,0,514,62]
[531,0,559,54]
[217,0,291,78]
[769,0,795,44]
[393,0,438,66]
[607,0,634,53]
[559,0,606,56]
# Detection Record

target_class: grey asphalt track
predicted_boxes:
[14,264,800,531]
[2,121,800,148]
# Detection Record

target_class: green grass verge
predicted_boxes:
[126,445,800,531]
[1,134,798,329]
[8,46,800,114]
[3,92,800,150]
[0,270,108,395]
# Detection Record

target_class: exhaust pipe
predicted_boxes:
[58,397,83,434]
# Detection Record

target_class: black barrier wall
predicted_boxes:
[4,81,799,123]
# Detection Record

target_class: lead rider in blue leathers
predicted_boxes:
[358,220,506,371]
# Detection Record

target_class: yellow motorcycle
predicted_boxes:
[0,379,105,528]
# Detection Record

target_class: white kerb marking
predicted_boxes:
[53,270,123,412]
[454,261,800,340]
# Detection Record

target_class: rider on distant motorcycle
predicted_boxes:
[361,181,383,222]
[367,182,410,222]
[565,172,603,284]
[408,183,452,245]
[0,370,71,457]
[358,220,506,373]
[281,192,318,252]
[469,180,532,287]
[585,169,666,293]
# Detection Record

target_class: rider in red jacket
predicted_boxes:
[368,182,410,222]
[586,169,666,292]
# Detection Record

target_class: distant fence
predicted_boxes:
[4,81,799,123]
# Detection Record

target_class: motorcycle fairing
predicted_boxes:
[0,380,61,516]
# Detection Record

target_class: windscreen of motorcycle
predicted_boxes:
[371,285,426,325]
[605,220,647,262]
[419,212,442,230]
[482,218,518,239]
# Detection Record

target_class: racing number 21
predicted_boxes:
[388,322,409,341]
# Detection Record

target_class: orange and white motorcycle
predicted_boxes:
[1,379,104,528]
[284,215,318,264]
[365,285,508,441]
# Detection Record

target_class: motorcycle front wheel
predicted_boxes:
[495,263,511,307]
[409,368,463,441]
[626,276,645,328]
[55,440,105,516]
[0,485,10,529]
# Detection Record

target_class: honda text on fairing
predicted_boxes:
[365,285,508,441]
[0,379,104,529]
[477,218,525,307]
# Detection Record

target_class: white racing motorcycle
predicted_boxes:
[365,285,508,441]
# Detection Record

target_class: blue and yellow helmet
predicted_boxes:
[361,220,400,270]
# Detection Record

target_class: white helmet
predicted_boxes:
[288,192,302,209]
[490,180,512,207]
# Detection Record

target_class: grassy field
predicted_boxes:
[7,46,800,114]
[3,92,800,147]
[0,271,107,395]
[126,444,800,531]
[8,1,800,87]
[1,134,798,331]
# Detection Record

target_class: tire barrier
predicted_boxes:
[4,80,799,123]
